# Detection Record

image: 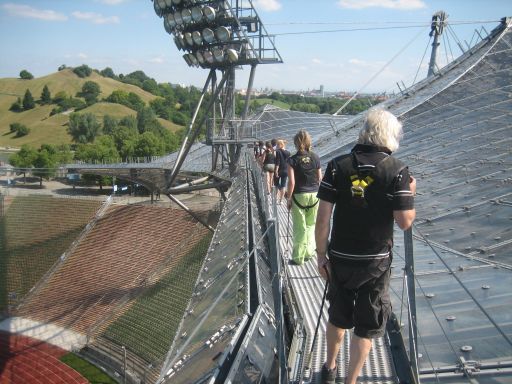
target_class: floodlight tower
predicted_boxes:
[152,0,282,189]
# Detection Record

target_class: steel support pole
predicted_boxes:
[404,227,420,382]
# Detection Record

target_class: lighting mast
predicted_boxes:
[428,11,447,77]
[152,0,282,189]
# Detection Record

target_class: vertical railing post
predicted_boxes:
[404,227,420,383]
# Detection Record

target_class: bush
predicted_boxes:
[171,111,188,126]
[73,64,92,78]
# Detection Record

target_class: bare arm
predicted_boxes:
[315,199,333,280]
[393,176,417,230]
[286,164,295,210]
[317,167,322,186]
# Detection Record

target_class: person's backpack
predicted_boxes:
[295,153,317,185]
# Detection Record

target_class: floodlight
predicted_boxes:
[203,6,216,22]
[202,28,215,44]
[176,33,186,49]
[183,53,192,66]
[174,35,185,50]
[226,48,239,63]
[203,50,214,64]
[164,18,172,34]
[174,11,183,25]
[181,8,192,25]
[154,0,163,17]
[172,0,182,5]
[184,32,194,47]
[212,48,224,63]
[191,6,203,22]
[196,51,206,65]
[164,0,173,7]
[166,13,177,29]
[192,31,203,46]
[188,53,199,66]
[215,26,230,42]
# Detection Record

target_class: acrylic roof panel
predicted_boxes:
[384,19,512,382]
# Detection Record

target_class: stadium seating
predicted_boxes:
[0,196,103,314]
[16,204,210,339]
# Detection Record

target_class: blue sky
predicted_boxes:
[0,0,510,93]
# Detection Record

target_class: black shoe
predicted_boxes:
[321,363,336,384]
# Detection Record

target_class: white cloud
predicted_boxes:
[72,11,120,24]
[149,57,165,64]
[78,53,88,59]
[1,3,67,21]
[337,0,426,10]
[312,58,322,64]
[252,0,282,12]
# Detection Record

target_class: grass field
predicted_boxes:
[60,353,118,384]
[251,98,290,110]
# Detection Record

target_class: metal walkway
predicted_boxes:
[272,199,397,384]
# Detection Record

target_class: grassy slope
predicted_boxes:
[0,69,183,148]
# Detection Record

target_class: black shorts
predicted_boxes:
[327,256,392,338]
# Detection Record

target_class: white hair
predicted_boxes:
[358,109,403,152]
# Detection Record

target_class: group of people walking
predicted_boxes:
[255,109,416,384]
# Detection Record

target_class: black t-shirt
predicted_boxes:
[288,151,321,193]
[275,148,291,176]
[263,149,275,165]
[317,144,414,259]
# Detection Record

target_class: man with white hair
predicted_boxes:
[315,109,416,384]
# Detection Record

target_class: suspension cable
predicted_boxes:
[333,25,429,115]
[412,35,432,85]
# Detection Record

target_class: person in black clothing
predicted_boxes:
[274,139,290,204]
[315,109,416,384]
[262,141,276,194]
[286,130,322,264]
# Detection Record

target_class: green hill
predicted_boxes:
[0,69,182,148]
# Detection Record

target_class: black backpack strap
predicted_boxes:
[292,195,319,211]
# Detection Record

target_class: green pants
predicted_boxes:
[291,192,319,265]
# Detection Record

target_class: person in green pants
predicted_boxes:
[285,130,322,265]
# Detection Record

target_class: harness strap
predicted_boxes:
[292,195,319,211]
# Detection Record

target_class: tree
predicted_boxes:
[68,112,101,143]
[10,123,30,137]
[9,97,23,112]
[142,78,158,95]
[19,70,34,80]
[137,106,157,134]
[112,125,138,158]
[100,67,115,78]
[102,115,118,135]
[9,145,37,168]
[40,85,52,105]
[22,89,35,110]
[73,64,92,78]
[75,136,119,189]
[134,131,164,157]
[33,147,57,186]
[78,81,101,105]
[58,64,67,71]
